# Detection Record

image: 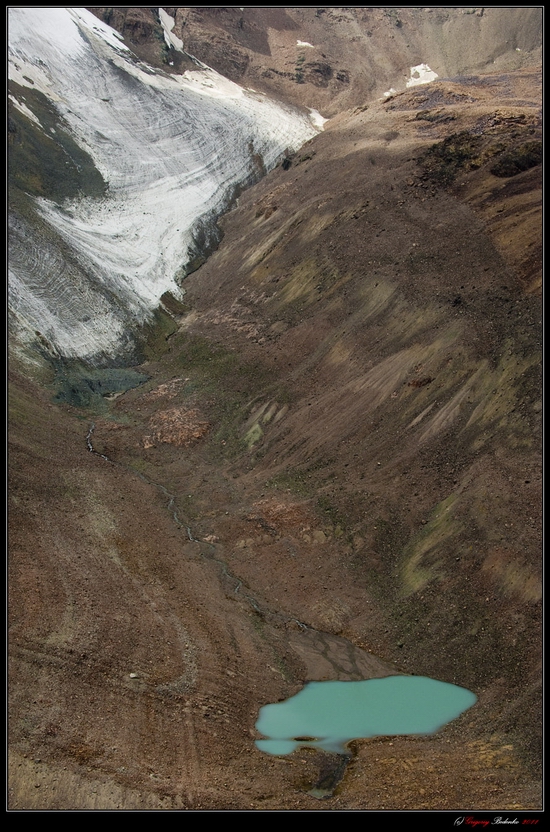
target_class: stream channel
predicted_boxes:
[86,422,477,798]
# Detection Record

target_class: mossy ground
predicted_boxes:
[8,83,106,205]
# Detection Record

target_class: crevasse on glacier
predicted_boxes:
[8,8,320,362]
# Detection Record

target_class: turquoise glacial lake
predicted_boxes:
[255,675,477,756]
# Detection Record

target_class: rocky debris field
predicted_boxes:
[8,9,541,812]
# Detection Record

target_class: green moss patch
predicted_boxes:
[399,495,463,596]
[136,307,178,362]
[8,82,106,204]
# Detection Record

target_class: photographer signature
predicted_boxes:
[454,820,538,828]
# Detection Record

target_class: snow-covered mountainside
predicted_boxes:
[8,8,320,363]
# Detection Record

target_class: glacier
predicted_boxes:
[8,8,321,363]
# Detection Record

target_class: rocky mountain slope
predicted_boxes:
[8,7,542,811]
[90,7,543,115]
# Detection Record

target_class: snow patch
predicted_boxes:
[8,7,128,98]
[406,63,438,88]
[70,7,129,52]
[181,68,246,100]
[383,63,438,98]
[9,94,43,128]
[297,40,314,48]
[308,109,328,130]
[159,7,184,52]
[8,56,56,99]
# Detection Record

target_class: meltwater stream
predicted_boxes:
[255,675,477,756]
[86,424,477,785]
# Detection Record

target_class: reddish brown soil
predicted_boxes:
[8,15,541,812]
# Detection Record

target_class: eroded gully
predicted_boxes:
[85,421,400,797]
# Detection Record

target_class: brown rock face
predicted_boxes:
[91,6,541,116]
[10,8,541,811]
[89,7,542,115]
[92,7,158,44]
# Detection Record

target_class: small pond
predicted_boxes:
[255,675,477,756]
